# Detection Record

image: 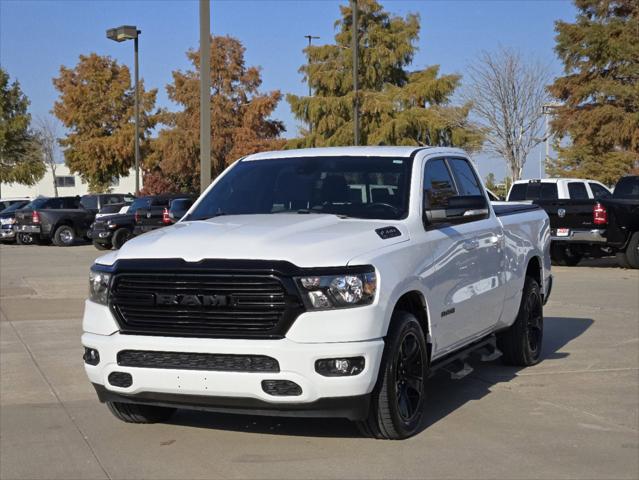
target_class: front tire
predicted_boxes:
[357,311,428,440]
[93,241,111,251]
[498,276,544,366]
[52,225,75,247]
[106,401,175,424]
[111,228,132,250]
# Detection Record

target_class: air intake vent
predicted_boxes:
[261,380,302,396]
[117,350,280,372]
[108,371,133,388]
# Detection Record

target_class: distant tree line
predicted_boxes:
[0,0,636,193]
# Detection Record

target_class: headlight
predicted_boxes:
[89,268,111,305]
[296,270,376,310]
[107,222,118,229]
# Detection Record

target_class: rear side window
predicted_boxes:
[423,159,457,209]
[449,158,482,196]
[80,196,98,210]
[508,184,526,201]
[589,183,611,199]
[62,197,80,208]
[567,182,589,199]
[613,177,639,199]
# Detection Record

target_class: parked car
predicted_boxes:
[0,200,31,242]
[15,193,134,246]
[82,146,551,439]
[507,178,611,202]
[0,197,30,212]
[132,194,194,235]
[599,175,639,268]
[507,179,613,266]
[91,196,155,250]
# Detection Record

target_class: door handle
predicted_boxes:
[462,239,479,251]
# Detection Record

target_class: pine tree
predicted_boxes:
[287,0,482,150]
[52,54,157,192]
[547,0,639,185]
[147,36,285,193]
[0,68,45,186]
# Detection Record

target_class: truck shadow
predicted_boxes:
[167,316,593,438]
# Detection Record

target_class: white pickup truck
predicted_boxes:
[82,146,552,439]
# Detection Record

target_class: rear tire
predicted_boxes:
[52,225,75,247]
[356,311,428,440]
[550,244,582,266]
[623,232,639,269]
[498,276,543,367]
[111,228,132,250]
[93,241,111,251]
[106,401,175,424]
[616,252,631,269]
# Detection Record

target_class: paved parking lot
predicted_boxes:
[1,243,638,479]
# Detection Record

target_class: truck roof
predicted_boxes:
[513,178,599,184]
[243,146,468,161]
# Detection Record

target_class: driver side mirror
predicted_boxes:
[424,195,489,226]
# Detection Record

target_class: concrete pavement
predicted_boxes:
[1,244,638,479]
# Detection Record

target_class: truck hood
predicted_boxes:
[98,214,409,267]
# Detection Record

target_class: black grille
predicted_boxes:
[117,350,279,372]
[110,272,303,338]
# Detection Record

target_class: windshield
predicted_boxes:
[127,197,152,213]
[187,156,413,221]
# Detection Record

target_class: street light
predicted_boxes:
[541,102,562,179]
[107,25,141,195]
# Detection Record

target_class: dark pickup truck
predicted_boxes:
[133,194,194,235]
[600,175,639,268]
[535,175,639,267]
[91,196,154,250]
[15,193,135,246]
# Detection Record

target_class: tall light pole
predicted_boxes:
[351,0,360,146]
[200,0,211,194]
[304,35,320,97]
[541,102,561,179]
[107,25,141,195]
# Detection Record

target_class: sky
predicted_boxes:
[1,0,577,181]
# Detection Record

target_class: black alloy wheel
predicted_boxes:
[394,332,425,423]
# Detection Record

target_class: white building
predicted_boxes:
[0,164,138,199]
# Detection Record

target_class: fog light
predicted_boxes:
[315,357,365,376]
[83,347,100,366]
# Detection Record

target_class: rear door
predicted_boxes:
[417,157,502,354]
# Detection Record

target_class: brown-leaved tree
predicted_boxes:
[53,53,157,192]
[146,36,285,193]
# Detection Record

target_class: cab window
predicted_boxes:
[423,159,457,209]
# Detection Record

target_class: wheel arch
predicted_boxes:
[391,290,432,359]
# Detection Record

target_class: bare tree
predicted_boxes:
[34,116,60,197]
[465,48,550,181]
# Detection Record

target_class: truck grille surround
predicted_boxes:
[108,260,306,339]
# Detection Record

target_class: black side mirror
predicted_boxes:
[425,195,489,225]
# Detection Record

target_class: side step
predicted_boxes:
[429,335,501,380]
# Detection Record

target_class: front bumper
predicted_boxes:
[0,226,15,240]
[551,228,606,244]
[82,332,384,420]
[92,230,113,243]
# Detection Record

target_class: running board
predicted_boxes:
[429,335,500,380]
